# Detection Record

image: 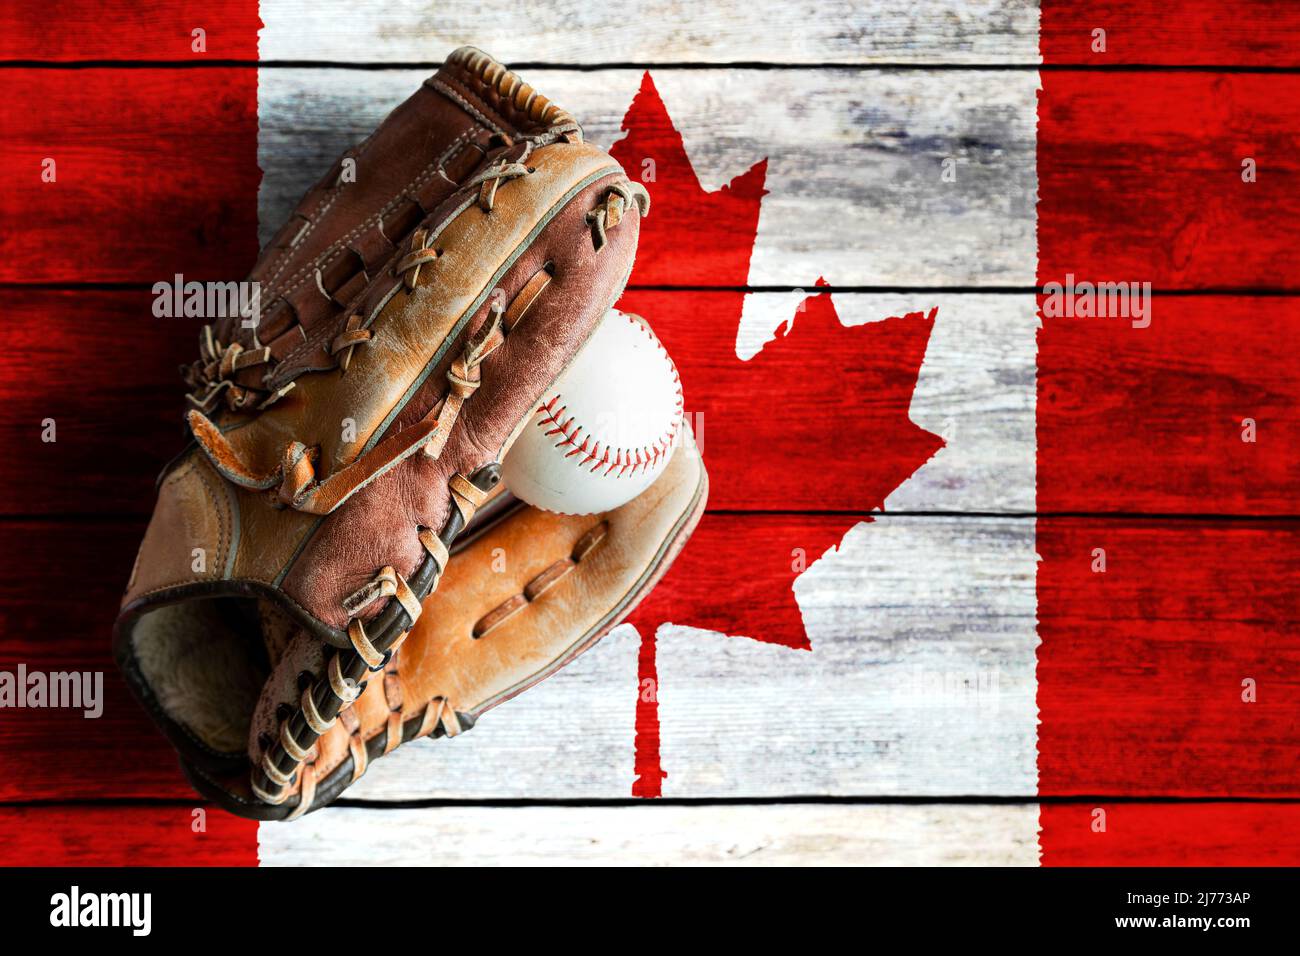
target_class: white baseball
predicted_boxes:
[502,309,683,515]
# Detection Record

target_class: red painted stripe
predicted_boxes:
[0,68,259,283]
[0,806,258,866]
[1038,73,1300,290]
[0,7,260,865]
[1038,296,1300,514]
[1040,1,1300,65]
[1041,803,1300,866]
[1038,520,1300,796]
[1037,2,1300,864]
[632,630,665,798]
[0,1,261,60]
[0,290,195,515]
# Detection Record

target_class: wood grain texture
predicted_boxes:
[0,290,193,515]
[297,516,1038,801]
[1039,72,1300,291]
[1036,2,1300,867]
[7,496,1288,804]
[345,626,639,800]
[1040,802,1300,866]
[0,515,1036,801]
[0,291,1033,515]
[257,68,1038,287]
[1039,297,1300,515]
[258,0,1300,68]
[258,802,1040,866]
[10,0,1297,869]
[1038,519,1300,797]
[0,516,634,801]
[726,290,1037,515]
[0,0,260,60]
[0,68,259,283]
[0,519,193,801]
[0,805,257,866]
[258,1,1040,65]
[656,516,1037,797]
[875,293,1036,513]
[1040,1,1300,65]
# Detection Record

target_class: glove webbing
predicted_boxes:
[185,160,583,518]
[181,114,570,416]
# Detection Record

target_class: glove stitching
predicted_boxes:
[429,77,510,137]
[261,125,479,306]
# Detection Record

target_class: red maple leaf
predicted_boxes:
[610,75,943,796]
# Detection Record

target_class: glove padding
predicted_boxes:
[114,48,706,820]
[183,426,705,819]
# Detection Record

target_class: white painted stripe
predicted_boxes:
[656,516,1037,798]
[258,0,1042,65]
[256,68,1037,285]
[341,626,640,801]
[254,0,1042,864]
[259,803,1040,865]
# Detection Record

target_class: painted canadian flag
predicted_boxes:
[2,0,1299,867]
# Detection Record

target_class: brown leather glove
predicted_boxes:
[114,47,707,820]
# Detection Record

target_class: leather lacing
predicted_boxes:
[473,521,609,638]
[233,171,644,812]
[245,252,566,810]
[263,516,612,818]
[444,46,579,132]
[251,470,493,812]
[183,327,278,414]
[182,136,556,417]
[586,181,650,251]
[185,43,590,420]
[185,175,645,525]
[186,303,504,517]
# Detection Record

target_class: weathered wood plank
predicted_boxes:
[1039,519,1300,797]
[258,1,1041,66]
[1039,73,1300,290]
[258,802,1040,866]
[0,805,258,867]
[0,68,259,283]
[0,517,635,801]
[730,291,1037,515]
[1041,802,1300,866]
[337,516,1039,801]
[10,514,1296,804]
[257,68,1038,287]
[1041,0,1300,66]
[345,626,640,800]
[1035,10,1300,863]
[0,290,193,515]
[0,290,1033,515]
[17,0,1293,69]
[874,293,1036,513]
[0,0,259,60]
[654,515,1038,797]
[259,0,1300,68]
[1,515,1039,801]
[1039,296,1300,515]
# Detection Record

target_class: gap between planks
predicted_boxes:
[8,62,1300,74]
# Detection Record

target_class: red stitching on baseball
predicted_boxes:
[531,317,684,480]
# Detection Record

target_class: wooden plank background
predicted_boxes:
[1,0,1294,865]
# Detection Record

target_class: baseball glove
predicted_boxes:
[114,47,708,820]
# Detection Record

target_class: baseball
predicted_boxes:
[502,309,684,515]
